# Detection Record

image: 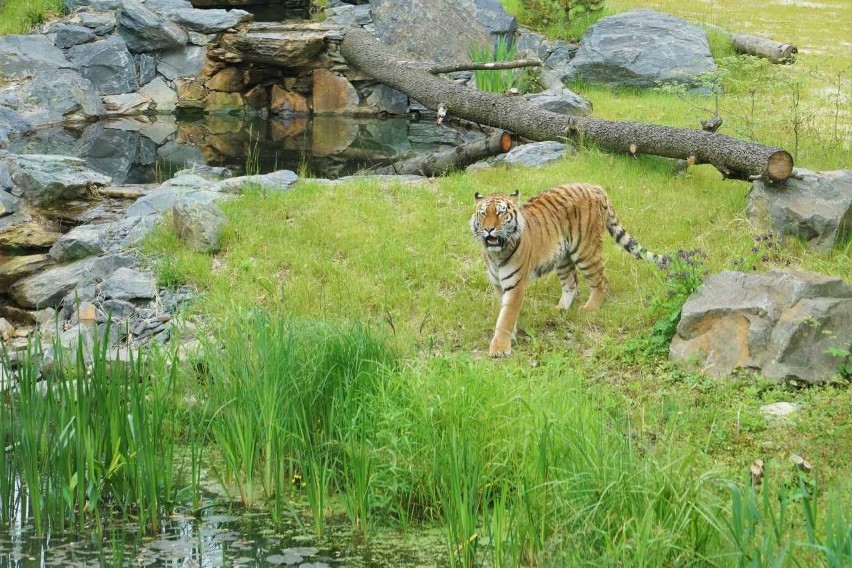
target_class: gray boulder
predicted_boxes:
[469,141,573,171]
[0,35,71,78]
[49,224,108,262]
[172,198,227,252]
[101,267,157,300]
[74,124,139,184]
[9,257,100,308]
[137,53,158,85]
[4,154,112,206]
[370,0,516,64]
[0,190,19,218]
[525,89,592,116]
[564,9,716,88]
[67,36,138,95]
[20,69,106,123]
[118,0,189,53]
[138,77,178,112]
[172,8,252,34]
[51,24,97,48]
[156,45,207,81]
[670,269,852,384]
[748,169,851,251]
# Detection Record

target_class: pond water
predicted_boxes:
[6,114,481,185]
[0,496,446,567]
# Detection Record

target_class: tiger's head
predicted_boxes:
[470,190,525,252]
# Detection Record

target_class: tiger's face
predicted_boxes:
[470,191,524,252]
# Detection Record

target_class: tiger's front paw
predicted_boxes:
[489,336,513,357]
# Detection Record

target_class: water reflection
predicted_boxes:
[8,115,482,184]
[0,501,444,567]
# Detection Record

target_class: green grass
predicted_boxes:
[0,0,64,35]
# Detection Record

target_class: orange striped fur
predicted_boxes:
[470,183,666,357]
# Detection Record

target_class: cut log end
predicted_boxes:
[766,150,794,182]
[499,131,513,153]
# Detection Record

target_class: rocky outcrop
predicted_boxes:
[670,269,852,384]
[67,36,138,95]
[564,10,716,88]
[748,169,851,251]
[370,0,516,64]
[3,155,111,206]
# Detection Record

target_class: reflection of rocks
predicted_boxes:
[74,125,140,185]
[311,116,360,157]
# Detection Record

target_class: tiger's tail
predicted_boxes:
[604,203,669,267]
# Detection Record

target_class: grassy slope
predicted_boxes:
[0,0,64,35]
[138,0,849,564]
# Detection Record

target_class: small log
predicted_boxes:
[701,115,723,133]
[731,33,798,64]
[373,131,512,177]
[428,59,542,74]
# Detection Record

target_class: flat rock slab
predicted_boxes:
[101,267,157,300]
[748,168,851,251]
[0,35,71,78]
[564,9,715,88]
[670,269,852,384]
[4,154,111,206]
[9,257,100,309]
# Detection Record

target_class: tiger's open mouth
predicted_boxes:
[484,236,502,248]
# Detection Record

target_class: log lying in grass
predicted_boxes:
[373,131,512,176]
[731,33,798,64]
[340,28,794,182]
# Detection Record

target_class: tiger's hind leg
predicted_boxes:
[556,259,579,310]
[570,245,608,312]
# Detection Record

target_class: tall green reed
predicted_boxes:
[0,328,182,535]
[469,36,518,93]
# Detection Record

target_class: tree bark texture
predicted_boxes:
[340,27,794,182]
[731,33,798,64]
[373,131,512,177]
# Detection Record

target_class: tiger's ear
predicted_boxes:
[474,192,484,202]
[509,190,520,202]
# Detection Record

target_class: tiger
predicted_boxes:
[470,183,668,357]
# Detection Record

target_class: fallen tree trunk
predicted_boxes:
[731,33,797,64]
[340,27,794,182]
[373,131,512,176]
